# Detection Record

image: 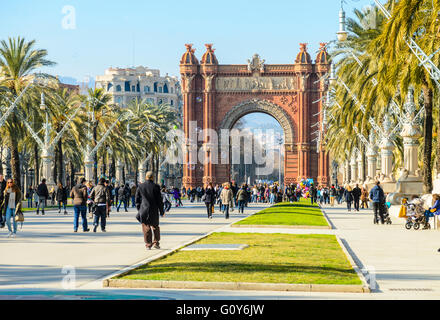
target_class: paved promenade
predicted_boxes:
[1,200,440,299]
[0,202,267,291]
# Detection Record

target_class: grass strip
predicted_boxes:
[119,232,361,285]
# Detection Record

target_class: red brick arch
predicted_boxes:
[180,44,330,188]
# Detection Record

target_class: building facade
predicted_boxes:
[95,66,180,108]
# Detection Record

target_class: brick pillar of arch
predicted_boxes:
[202,74,216,186]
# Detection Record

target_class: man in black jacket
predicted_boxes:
[36,179,49,215]
[90,178,111,232]
[352,184,362,212]
[135,171,164,250]
[0,174,6,227]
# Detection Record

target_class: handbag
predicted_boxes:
[15,210,24,230]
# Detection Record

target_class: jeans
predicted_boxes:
[347,200,352,211]
[164,200,171,212]
[73,205,88,231]
[37,197,46,213]
[353,198,360,211]
[269,194,275,204]
[27,198,32,208]
[205,202,214,218]
[373,202,384,224]
[94,205,107,230]
[131,196,135,207]
[5,207,17,234]
[117,199,128,211]
[237,200,245,213]
[58,201,67,213]
[223,204,230,219]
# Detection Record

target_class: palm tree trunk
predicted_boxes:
[110,155,115,179]
[423,86,433,194]
[0,145,3,175]
[54,145,58,184]
[34,144,39,185]
[9,129,21,189]
[93,125,98,183]
[57,138,63,184]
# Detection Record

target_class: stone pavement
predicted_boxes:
[2,200,440,299]
[0,201,268,290]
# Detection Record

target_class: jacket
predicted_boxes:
[90,183,110,204]
[220,188,233,207]
[70,184,88,206]
[344,190,353,202]
[352,187,362,199]
[1,188,23,215]
[369,185,384,203]
[56,186,68,202]
[204,188,216,204]
[236,188,248,201]
[37,183,49,198]
[135,180,164,225]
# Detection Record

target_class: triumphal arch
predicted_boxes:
[179,43,330,188]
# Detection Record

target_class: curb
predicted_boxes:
[319,205,335,230]
[104,279,368,293]
[230,224,331,229]
[335,236,371,293]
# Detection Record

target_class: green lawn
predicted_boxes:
[234,198,328,227]
[119,232,362,285]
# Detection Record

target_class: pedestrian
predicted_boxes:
[130,184,137,208]
[0,174,7,227]
[135,171,164,250]
[117,183,129,212]
[104,180,112,217]
[369,181,385,224]
[86,181,94,219]
[70,178,90,233]
[161,186,172,212]
[203,182,216,219]
[56,182,68,215]
[49,185,56,206]
[1,179,22,238]
[329,185,337,206]
[310,184,317,205]
[236,184,248,214]
[352,184,362,212]
[26,186,34,209]
[220,182,234,219]
[360,187,369,209]
[36,178,49,215]
[90,178,111,232]
[344,185,353,212]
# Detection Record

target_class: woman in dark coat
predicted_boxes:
[344,185,354,212]
[203,183,216,219]
[56,183,68,215]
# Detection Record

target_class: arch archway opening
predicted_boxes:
[229,112,284,186]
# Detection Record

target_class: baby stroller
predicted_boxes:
[375,200,392,225]
[404,198,428,230]
[382,201,392,225]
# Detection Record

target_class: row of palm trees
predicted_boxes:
[325,0,440,193]
[0,37,179,190]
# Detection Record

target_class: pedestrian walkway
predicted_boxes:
[2,200,440,299]
[0,202,268,290]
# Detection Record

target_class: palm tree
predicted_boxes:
[0,37,55,188]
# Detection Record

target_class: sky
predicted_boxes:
[1,0,374,84]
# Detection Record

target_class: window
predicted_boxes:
[116,85,122,92]
[107,83,113,91]
[125,81,130,92]
[163,83,169,93]
[116,96,122,104]
[154,82,158,92]
[158,99,163,105]
[132,86,135,92]
[159,87,163,93]
[170,99,174,106]
[136,83,140,92]
[144,86,150,93]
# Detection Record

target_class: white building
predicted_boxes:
[95,66,180,108]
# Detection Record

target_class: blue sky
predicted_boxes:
[1,0,373,83]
